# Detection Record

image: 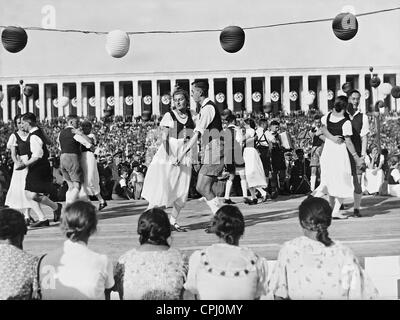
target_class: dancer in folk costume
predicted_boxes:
[175,81,224,233]
[242,118,268,204]
[313,96,363,219]
[5,115,36,225]
[17,113,62,228]
[78,121,108,211]
[309,115,325,191]
[57,114,94,205]
[142,88,195,232]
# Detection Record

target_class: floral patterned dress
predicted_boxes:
[114,248,188,300]
[0,244,39,300]
[184,243,269,300]
[269,236,379,300]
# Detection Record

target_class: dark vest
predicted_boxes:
[388,168,399,185]
[168,110,195,139]
[312,129,324,147]
[327,113,348,136]
[27,129,49,164]
[200,100,223,144]
[14,132,30,156]
[224,125,244,166]
[349,113,363,156]
[59,127,81,154]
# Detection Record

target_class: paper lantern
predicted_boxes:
[341,82,352,94]
[332,13,358,41]
[370,75,381,88]
[391,86,400,99]
[304,93,315,106]
[105,30,130,58]
[220,26,245,53]
[380,83,392,96]
[23,86,33,97]
[58,96,70,108]
[0,91,4,102]
[1,26,28,53]
[337,89,346,97]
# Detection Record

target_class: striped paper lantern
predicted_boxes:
[332,13,358,41]
[23,86,33,97]
[391,86,400,99]
[220,26,245,53]
[105,30,130,58]
[370,75,381,88]
[58,96,70,108]
[380,83,393,96]
[1,26,28,53]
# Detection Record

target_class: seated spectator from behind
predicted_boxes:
[0,208,39,300]
[387,156,400,197]
[113,208,188,300]
[184,205,269,300]
[269,197,378,300]
[38,201,114,300]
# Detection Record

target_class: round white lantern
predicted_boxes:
[105,30,130,58]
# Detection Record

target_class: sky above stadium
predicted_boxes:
[0,0,399,77]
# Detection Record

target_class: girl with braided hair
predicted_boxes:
[269,197,378,300]
[184,205,269,299]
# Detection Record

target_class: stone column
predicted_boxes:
[82,85,88,118]
[245,76,252,113]
[45,85,53,120]
[151,79,160,116]
[226,76,233,111]
[1,84,9,122]
[57,82,64,117]
[301,75,309,112]
[358,74,366,113]
[95,81,101,119]
[132,80,140,116]
[28,95,34,113]
[264,76,271,104]
[100,84,106,116]
[11,97,17,119]
[340,74,346,90]
[320,75,328,114]
[112,81,120,117]
[63,85,70,116]
[119,84,124,116]
[76,82,83,117]
[38,83,45,120]
[208,78,215,102]
[282,75,290,114]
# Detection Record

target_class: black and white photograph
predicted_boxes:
[0,0,399,306]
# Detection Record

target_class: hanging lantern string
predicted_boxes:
[0,6,399,35]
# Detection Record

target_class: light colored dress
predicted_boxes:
[5,133,32,209]
[269,236,379,300]
[114,248,188,300]
[142,112,192,209]
[39,240,114,300]
[79,133,101,197]
[184,243,269,300]
[388,168,400,197]
[314,114,354,198]
[243,128,267,188]
[362,154,384,194]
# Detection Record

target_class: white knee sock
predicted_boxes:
[332,198,343,216]
[310,176,317,191]
[256,187,266,197]
[224,180,233,200]
[354,192,362,209]
[240,180,248,198]
[206,197,220,215]
[249,187,256,200]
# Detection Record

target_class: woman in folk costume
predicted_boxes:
[78,121,108,211]
[313,96,363,219]
[5,114,37,225]
[142,88,195,232]
[242,118,268,205]
[362,144,384,195]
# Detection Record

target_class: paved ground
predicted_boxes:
[24,194,400,264]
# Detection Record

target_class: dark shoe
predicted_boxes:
[171,223,187,232]
[53,203,62,222]
[99,201,108,211]
[29,216,36,224]
[339,204,345,210]
[351,209,362,218]
[270,191,279,200]
[248,198,258,205]
[30,219,50,228]
[223,199,236,204]
[243,198,252,204]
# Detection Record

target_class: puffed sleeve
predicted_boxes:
[255,256,269,298]
[342,120,353,136]
[268,245,290,299]
[183,250,201,296]
[341,248,379,300]
[159,112,174,128]
[6,133,17,150]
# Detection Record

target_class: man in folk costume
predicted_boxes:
[255,118,272,191]
[58,114,94,204]
[309,115,325,191]
[323,90,369,217]
[176,80,224,232]
[17,113,62,228]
